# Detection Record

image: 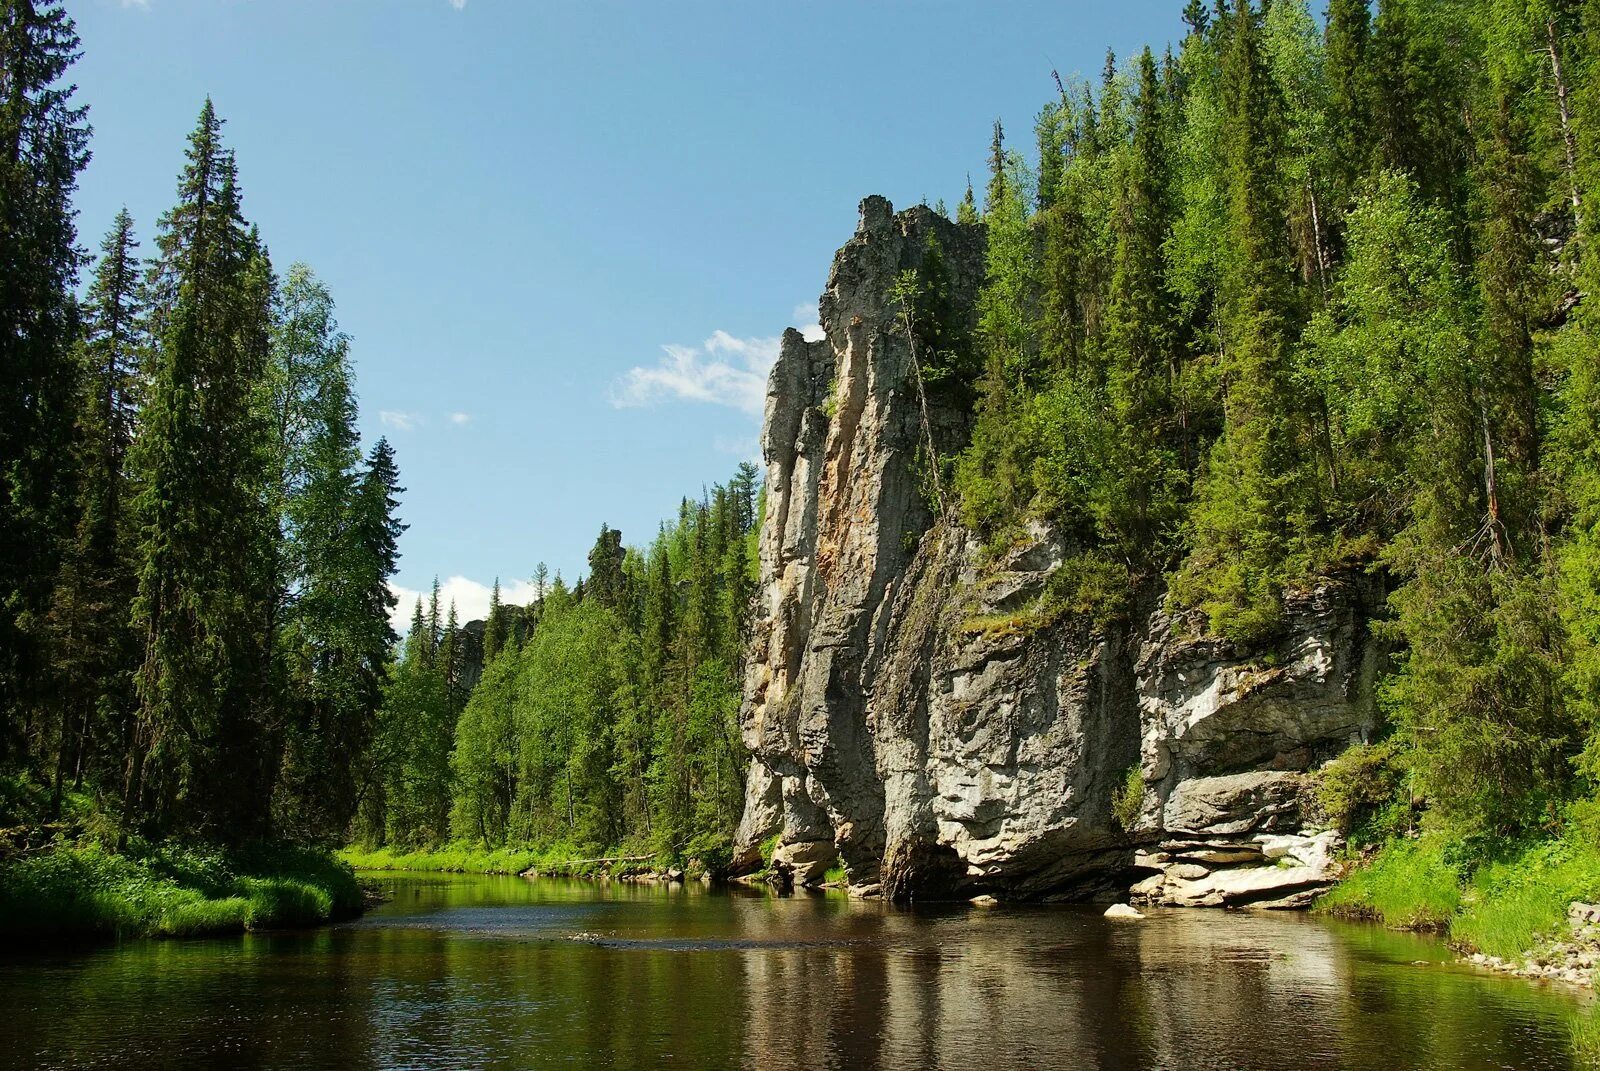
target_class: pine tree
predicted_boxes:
[0,1,91,754]
[126,100,279,840]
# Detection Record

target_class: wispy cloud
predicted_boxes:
[447,0,467,8]
[389,575,546,632]
[612,330,781,417]
[449,412,473,426]
[793,303,825,342]
[379,410,421,432]
[713,433,761,463]
[121,0,150,8]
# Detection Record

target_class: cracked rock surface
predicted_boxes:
[732,197,1383,904]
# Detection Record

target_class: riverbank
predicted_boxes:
[1318,821,1600,986]
[0,841,363,943]
[340,842,662,878]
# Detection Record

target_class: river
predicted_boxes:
[1,872,1594,1069]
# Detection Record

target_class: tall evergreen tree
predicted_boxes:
[44,209,146,811]
[1172,0,1315,642]
[270,265,396,841]
[0,0,91,756]
[126,100,278,840]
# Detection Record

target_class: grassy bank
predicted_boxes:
[1319,820,1600,961]
[0,841,363,943]
[341,841,653,877]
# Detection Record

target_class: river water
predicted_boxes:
[1,872,1595,1069]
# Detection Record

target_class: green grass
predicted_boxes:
[1318,832,1462,931]
[1451,837,1600,959]
[1321,820,1600,960]
[340,840,658,878]
[1112,764,1144,832]
[0,841,361,942]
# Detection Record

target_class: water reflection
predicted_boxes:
[0,873,1592,1069]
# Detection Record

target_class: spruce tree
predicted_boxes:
[1172,0,1314,643]
[126,100,278,840]
[483,578,506,665]
[271,265,396,841]
[45,209,146,811]
[1324,0,1375,220]
[0,0,91,753]
[985,119,1007,214]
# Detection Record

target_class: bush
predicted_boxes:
[1311,741,1408,844]
[1112,764,1144,832]
[683,831,734,878]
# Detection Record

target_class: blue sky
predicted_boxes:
[70,0,1185,625]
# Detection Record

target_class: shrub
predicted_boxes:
[1311,741,1408,843]
[1111,764,1144,832]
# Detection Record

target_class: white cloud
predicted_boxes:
[713,433,761,463]
[121,0,149,8]
[448,0,467,8]
[612,330,780,417]
[449,411,473,426]
[793,303,825,342]
[389,575,545,632]
[379,410,421,432]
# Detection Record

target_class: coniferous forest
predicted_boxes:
[6,0,1600,996]
[947,0,1600,861]
[352,469,760,868]
[0,0,764,929]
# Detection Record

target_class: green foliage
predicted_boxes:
[0,840,360,942]
[1325,812,1600,962]
[1111,764,1144,831]
[1318,833,1462,930]
[0,1,92,753]
[366,465,758,867]
[1451,836,1600,959]
[1310,741,1408,844]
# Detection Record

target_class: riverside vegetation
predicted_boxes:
[9,0,1600,989]
[0,3,399,936]
[931,0,1600,964]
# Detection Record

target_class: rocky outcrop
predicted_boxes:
[732,196,1383,905]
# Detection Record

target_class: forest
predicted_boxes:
[0,0,763,929]
[932,0,1600,932]
[348,467,760,873]
[0,4,403,933]
[8,0,1600,952]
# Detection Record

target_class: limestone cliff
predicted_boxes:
[732,197,1382,905]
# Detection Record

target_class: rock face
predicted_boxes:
[732,196,1383,904]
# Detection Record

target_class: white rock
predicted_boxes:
[1104,903,1145,919]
